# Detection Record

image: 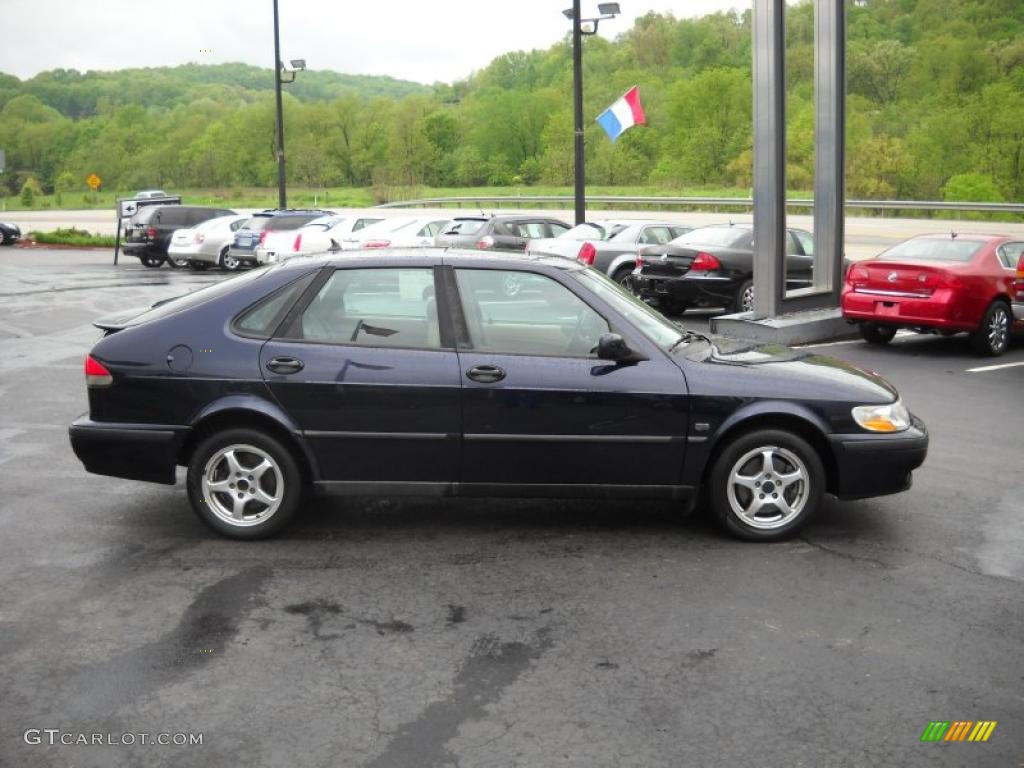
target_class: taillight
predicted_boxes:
[937,272,963,290]
[635,249,645,269]
[847,264,869,283]
[292,233,302,251]
[259,230,270,245]
[477,235,495,249]
[84,355,113,387]
[577,242,596,265]
[1014,254,1024,299]
[146,227,157,240]
[689,252,721,271]
[364,239,391,248]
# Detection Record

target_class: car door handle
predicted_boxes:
[466,365,506,384]
[266,356,304,374]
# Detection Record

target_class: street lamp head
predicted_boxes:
[598,2,620,15]
[290,59,306,70]
[562,8,574,19]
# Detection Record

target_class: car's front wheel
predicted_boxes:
[140,254,165,268]
[969,301,1011,356]
[708,428,824,541]
[187,428,303,539]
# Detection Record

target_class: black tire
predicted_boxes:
[708,428,825,542]
[610,265,635,290]
[140,254,165,268]
[859,322,897,345]
[732,279,754,313]
[187,427,304,540]
[969,301,1011,356]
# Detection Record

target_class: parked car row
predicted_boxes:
[534,220,1022,356]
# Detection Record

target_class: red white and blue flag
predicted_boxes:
[596,86,646,142]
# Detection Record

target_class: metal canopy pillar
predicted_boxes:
[813,0,845,299]
[751,0,786,319]
[740,0,847,335]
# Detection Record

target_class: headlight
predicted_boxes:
[852,400,911,433]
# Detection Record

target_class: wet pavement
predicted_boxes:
[1,249,1023,767]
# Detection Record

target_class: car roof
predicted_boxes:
[275,247,584,273]
[908,232,1005,242]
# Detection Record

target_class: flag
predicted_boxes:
[596,86,646,142]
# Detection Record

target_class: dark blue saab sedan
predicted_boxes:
[69,250,928,541]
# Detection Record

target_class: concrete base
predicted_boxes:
[709,306,857,346]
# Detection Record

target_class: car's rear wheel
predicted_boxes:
[611,265,635,290]
[733,279,754,313]
[187,428,303,539]
[859,322,897,345]
[140,254,164,268]
[969,301,1011,356]
[220,248,241,272]
[708,428,824,541]
[166,254,189,269]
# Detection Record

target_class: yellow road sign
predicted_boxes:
[86,173,101,191]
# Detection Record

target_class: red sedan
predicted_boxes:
[842,233,1024,356]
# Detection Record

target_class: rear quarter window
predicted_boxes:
[232,271,319,338]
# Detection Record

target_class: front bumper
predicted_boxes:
[69,415,187,485]
[827,416,928,500]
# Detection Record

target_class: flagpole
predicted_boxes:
[571,0,585,225]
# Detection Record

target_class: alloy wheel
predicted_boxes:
[200,444,284,527]
[741,284,755,312]
[987,304,1009,354]
[725,445,810,531]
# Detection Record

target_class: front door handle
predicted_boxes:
[266,356,304,374]
[466,364,506,384]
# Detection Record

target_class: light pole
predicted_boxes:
[272,0,305,209]
[563,2,621,225]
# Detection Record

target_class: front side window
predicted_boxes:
[794,230,814,255]
[516,222,549,239]
[288,268,441,349]
[455,269,609,357]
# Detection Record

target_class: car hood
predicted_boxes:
[673,334,898,404]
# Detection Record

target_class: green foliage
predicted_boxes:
[29,228,116,247]
[1,0,1023,205]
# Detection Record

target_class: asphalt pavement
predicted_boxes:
[1,248,1022,767]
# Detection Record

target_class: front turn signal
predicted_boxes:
[852,400,910,433]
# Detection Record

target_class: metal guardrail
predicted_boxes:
[376,195,1024,214]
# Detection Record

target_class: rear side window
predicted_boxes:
[287,268,442,349]
[443,219,487,236]
[548,222,570,236]
[354,218,384,231]
[233,271,318,339]
[242,217,272,232]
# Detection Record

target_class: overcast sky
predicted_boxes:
[2,0,749,85]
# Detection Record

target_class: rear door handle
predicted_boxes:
[466,364,506,384]
[266,356,304,374]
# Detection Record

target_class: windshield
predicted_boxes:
[573,269,684,350]
[672,227,749,248]
[123,268,274,327]
[880,238,985,263]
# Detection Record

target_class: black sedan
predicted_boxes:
[633,224,815,314]
[69,250,927,541]
[0,219,21,245]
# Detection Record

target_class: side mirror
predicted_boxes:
[596,333,646,362]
